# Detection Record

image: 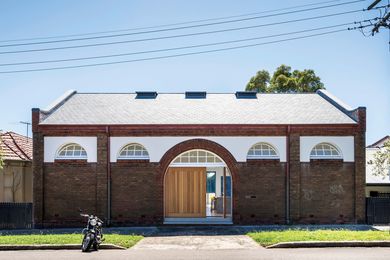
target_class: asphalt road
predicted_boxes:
[1,248,390,260]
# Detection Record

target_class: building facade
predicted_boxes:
[32,90,366,227]
[365,136,390,197]
[0,131,33,203]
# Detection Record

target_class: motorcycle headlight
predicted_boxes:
[90,219,97,226]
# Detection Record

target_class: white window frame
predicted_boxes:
[56,143,88,160]
[117,143,149,160]
[247,142,279,160]
[310,142,342,160]
[170,149,226,167]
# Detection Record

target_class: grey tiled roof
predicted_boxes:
[39,92,357,125]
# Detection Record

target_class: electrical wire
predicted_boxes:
[0,0,364,43]
[0,28,364,74]
[0,22,359,67]
[0,9,365,55]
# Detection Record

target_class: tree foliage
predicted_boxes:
[245,64,325,93]
[372,140,390,178]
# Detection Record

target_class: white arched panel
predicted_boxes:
[44,136,97,162]
[110,136,287,162]
[300,136,354,162]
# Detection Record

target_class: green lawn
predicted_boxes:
[248,230,390,246]
[0,233,143,248]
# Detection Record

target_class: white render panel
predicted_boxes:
[44,136,97,162]
[110,136,287,163]
[300,136,354,162]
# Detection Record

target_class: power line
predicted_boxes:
[0,9,365,55]
[0,0,365,48]
[0,28,366,74]
[0,0,363,44]
[0,22,361,67]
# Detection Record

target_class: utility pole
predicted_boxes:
[19,121,31,141]
[366,0,390,35]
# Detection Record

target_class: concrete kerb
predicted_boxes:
[266,241,390,249]
[0,244,126,251]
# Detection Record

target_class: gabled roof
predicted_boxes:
[38,90,359,125]
[0,132,32,161]
[367,136,390,148]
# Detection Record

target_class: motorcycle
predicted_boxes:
[80,211,104,252]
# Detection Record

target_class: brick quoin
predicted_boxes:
[32,108,367,227]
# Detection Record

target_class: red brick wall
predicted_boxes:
[298,161,355,224]
[110,161,163,225]
[235,160,286,224]
[43,161,97,227]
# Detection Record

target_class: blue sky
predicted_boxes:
[0,0,389,144]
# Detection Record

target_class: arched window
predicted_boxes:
[171,150,224,166]
[310,143,342,159]
[57,143,87,159]
[118,143,149,160]
[247,142,279,159]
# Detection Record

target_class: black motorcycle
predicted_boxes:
[80,212,104,252]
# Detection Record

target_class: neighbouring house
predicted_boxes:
[366,136,390,197]
[32,90,366,227]
[0,131,33,203]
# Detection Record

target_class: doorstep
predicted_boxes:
[164,217,233,225]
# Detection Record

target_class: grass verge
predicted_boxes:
[0,233,143,248]
[248,230,390,246]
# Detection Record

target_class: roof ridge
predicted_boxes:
[367,135,390,148]
[8,132,31,160]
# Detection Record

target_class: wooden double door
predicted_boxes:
[164,167,206,218]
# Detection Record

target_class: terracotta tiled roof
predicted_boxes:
[0,132,32,161]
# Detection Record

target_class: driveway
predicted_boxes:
[132,235,259,250]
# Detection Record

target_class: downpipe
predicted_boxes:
[106,126,111,226]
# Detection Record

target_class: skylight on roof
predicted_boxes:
[185,91,206,99]
[235,91,257,99]
[135,91,158,99]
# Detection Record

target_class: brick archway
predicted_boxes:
[159,138,239,222]
[159,139,238,181]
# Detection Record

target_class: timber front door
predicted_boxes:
[164,167,206,218]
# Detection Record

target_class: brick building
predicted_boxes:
[32,90,366,227]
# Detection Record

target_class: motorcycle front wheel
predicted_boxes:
[81,234,92,252]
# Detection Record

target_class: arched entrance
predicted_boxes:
[163,149,233,224]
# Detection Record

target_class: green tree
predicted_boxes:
[245,64,325,93]
[245,70,270,92]
[372,140,390,177]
